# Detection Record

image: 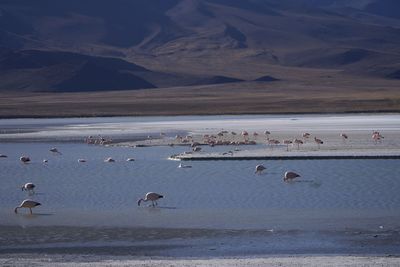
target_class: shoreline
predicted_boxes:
[1,110,400,120]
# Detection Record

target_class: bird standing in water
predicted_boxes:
[14,199,41,214]
[138,192,164,207]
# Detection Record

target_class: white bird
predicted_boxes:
[104,157,115,162]
[78,159,86,163]
[0,154,7,158]
[178,163,192,168]
[14,199,41,214]
[255,164,266,174]
[20,156,30,163]
[284,171,300,182]
[126,158,135,162]
[43,159,48,163]
[21,183,35,194]
[138,192,164,207]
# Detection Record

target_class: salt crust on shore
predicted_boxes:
[1,255,400,267]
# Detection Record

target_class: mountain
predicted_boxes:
[0,0,400,93]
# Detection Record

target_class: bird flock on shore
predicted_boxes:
[2,129,386,214]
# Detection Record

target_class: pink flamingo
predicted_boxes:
[314,137,323,149]
[293,139,303,150]
[302,133,311,142]
[283,139,293,151]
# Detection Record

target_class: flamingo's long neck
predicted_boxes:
[138,198,146,206]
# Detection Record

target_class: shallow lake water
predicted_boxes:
[1,115,400,254]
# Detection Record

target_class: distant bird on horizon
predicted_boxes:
[126,158,135,162]
[314,137,323,149]
[284,171,300,182]
[0,154,7,158]
[78,159,86,163]
[372,131,384,144]
[255,164,266,174]
[20,156,30,163]
[283,139,293,151]
[21,183,35,195]
[43,159,48,163]
[293,139,303,150]
[14,199,41,214]
[340,133,348,143]
[302,133,311,142]
[138,192,164,207]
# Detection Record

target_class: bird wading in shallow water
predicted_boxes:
[255,164,266,174]
[14,199,41,214]
[20,156,30,163]
[21,183,35,195]
[284,171,301,182]
[138,192,164,207]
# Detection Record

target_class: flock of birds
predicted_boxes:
[6,130,385,214]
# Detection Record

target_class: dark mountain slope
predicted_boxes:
[0,0,400,92]
[0,50,156,92]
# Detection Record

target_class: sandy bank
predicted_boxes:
[1,255,400,267]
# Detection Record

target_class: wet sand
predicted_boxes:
[1,255,400,267]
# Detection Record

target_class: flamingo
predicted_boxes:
[241,131,249,141]
[264,131,271,138]
[49,147,62,154]
[340,133,348,143]
[78,159,86,163]
[14,199,41,214]
[283,139,293,151]
[267,138,280,147]
[43,159,48,163]
[372,131,384,144]
[314,137,323,149]
[293,139,303,150]
[0,154,7,158]
[20,156,30,163]
[104,157,115,162]
[302,133,311,142]
[192,146,202,152]
[126,158,135,162]
[178,163,192,168]
[138,192,164,207]
[284,171,300,182]
[21,183,35,194]
[255,164,266,174]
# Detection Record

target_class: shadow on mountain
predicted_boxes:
[254,75,280,82]
[0,50,156,92]
[191,76,244,86]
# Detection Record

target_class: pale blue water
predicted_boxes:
[0,142,399,230]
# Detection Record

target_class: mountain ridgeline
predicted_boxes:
[0,0,400,92]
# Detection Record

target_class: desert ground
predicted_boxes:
[1,73,400,118]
